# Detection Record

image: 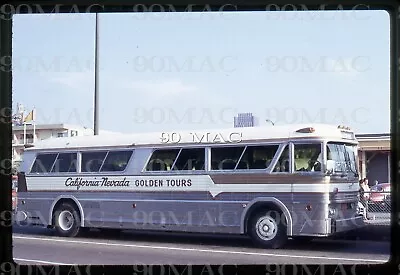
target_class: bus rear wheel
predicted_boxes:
[53,203,81,237]
[248,209,287,249]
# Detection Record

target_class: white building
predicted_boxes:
[12,123,119,170]
[10,103,122,171]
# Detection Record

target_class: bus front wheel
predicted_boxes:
[248,209,287,249]
[53,203,81,237]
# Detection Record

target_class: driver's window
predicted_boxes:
[293,143,322,172]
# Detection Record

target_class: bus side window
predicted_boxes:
[211,161,219,170]
[148,159,166,171]
[240,145,279,170]
[236,160,249,169]
[81,151,107,173]
[100,150,133,172]
[210,146,245,170]
[194,160,205,170]
[221,159,237,170]
[171,148,205,171]
[51,152,78,173]
[30,153,58,174]
[146,149,180,171]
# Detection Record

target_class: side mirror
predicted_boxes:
[326,160,335,174]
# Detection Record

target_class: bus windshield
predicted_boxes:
[327,142,358,177]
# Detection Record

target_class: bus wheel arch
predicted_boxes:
[50,196,84,227]
[51,199,82,237]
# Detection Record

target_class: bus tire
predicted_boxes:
[248,209,287,249]
[53,203,81,237]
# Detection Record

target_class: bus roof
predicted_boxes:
[24,123,357,151]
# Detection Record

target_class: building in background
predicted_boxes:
[356,133,390,185]
[12,123,121,171]
[11,103,120,171]
[12,123,95,170]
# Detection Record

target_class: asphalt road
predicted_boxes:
[12,225,389,265]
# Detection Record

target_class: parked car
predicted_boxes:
[368,182,391,211]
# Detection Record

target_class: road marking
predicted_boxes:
[13,235,388,263]
[14,258,70,265]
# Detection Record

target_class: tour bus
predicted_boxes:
[15,123,364,249]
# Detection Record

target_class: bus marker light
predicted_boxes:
[296,127,315,133]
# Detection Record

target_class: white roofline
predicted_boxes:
[24,123,358,151]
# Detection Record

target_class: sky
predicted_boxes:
[12,10,390,135]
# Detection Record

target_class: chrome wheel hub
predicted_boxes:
[255,215,278,241]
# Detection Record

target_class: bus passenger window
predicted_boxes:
[236,161,249,169]
[30,153,58,173]
[194,160,205,170]
[239,145,279,170]
[221,159,236,169]
[81,151,108,172]
[293,143,322,172]
[171,148,205,171]
[148,159,166,171]
[146,149,180,171]
[100,150,133,172]
[211,161,219,170]
[51,153,77,173]
[210,146,245,170]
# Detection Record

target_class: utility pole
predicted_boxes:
[94,13,100,135]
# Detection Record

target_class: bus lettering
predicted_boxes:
[101,177,130,187]
[166,179,192,187]
[190,132,242,143]
[65,177,130,189]
[135,179,164,187]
